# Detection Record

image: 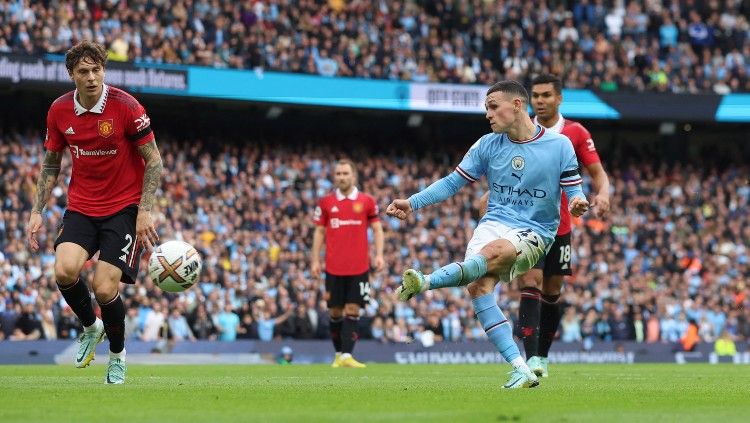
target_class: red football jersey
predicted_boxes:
[313,188,379,276]
[536,115,601,235]
[45,85,155,217]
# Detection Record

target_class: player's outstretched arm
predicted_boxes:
[136,140,163,248]
[26,150,63,251]
[388,171,469,221]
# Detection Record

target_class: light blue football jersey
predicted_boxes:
[456,125,582,247]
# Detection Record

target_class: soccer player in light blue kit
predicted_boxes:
[386,81,589,389]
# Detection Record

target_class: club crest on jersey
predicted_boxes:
[511,156,525,171]
[98,119,114,138]
[353,202,363,213]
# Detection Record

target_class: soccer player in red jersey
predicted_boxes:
[479,74,611,377]
[311,159,384,368]
[25,41,162,384]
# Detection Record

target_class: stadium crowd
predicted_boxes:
[0,0,748,93]
[1,130,749,351]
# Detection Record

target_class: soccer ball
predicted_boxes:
[147,240,202,292]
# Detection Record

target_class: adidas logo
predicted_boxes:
[331,206,339,213]
[65,127,75,135]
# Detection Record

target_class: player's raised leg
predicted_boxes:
[397,253,488,300]
[398,224,545,300]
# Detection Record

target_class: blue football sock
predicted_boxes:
[428,254,487,289]
[472,293,521,363]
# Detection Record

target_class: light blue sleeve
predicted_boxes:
[454,137,487,183]
[408,172,469,211]
[559,140,586,202]
[408,136,486,211]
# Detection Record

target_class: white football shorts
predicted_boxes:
[465,221,547,282]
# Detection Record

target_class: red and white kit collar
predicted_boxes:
[335,187,359,201]
[534,113,565,134]
[73,84,109,116]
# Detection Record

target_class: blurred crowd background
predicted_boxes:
[1,129,749,352]
[0,0,748,92]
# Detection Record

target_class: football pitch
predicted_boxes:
[1,364,748,422]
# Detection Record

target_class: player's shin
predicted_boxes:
[471,293,524,367]
[538,294,562,357]
[58,278,97,327]
[99,293,126,354]
[330,316,343,353]
[429,254,488,289]
[341,315,359,354]
[519,287,542,357]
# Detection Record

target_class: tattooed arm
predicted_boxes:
[136,140,163,248]
[27,150,63,250]
[32,150,63,213]
[137,140,163,212]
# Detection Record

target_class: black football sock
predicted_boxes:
[330,316,343,353]
[99,293,126,354]
[341,315,360,355]
[538,294,562,357]
[58,278,96,327]
[519,287,542,358]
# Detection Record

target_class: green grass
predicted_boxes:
[0,364,748,422]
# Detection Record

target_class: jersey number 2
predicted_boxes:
[119,234,133,263]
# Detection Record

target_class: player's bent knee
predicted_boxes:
[518,269,543,289]
[92,283,119,304]
[479,240,516,269]
[53,261,82,285]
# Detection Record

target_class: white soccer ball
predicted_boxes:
[147,240,202,292]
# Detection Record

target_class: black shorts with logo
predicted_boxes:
[533,233,573,276]
[54,205,143,284]
[325,271,370,308]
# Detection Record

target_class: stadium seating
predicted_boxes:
[0,0,747,92]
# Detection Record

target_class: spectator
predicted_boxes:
[11,303,42,340]
[216,303,241,341]
[167,307,196,342]
[561,308,582,343]
[189,304,217,341]
[714,330,737,357]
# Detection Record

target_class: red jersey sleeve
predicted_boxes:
[126,102,155,146]
[44,107,66,152]
[313,198,328,226]
[571,124,601,167]
[367,195,380,223]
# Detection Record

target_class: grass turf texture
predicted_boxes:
[1,364,748,422]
